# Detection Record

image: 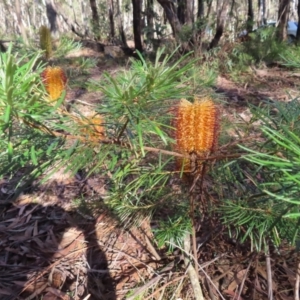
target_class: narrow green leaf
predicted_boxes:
[283,213,300,219]
[31,146,38,166]
[7,141,13,161]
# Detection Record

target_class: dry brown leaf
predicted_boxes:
[45,287,73,300]
[223,289,245,300]
[42,292,60,300]
[0,287,15,295]
[257,264,277,290]
[24,225,34,238]
[49,267,66,289]
[33,237,45,248]
[33,220,39,236]
[54,228,85,259]
[227,269,248,291]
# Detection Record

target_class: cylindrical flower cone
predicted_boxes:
[41,66,67,101]
[174,97,219,173]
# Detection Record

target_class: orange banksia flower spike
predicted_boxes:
[193,97,219,154]
[174,97,219,173]
[41,66,67,101]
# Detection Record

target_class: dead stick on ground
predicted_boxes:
[265,244,273,300]
[183,232,204,300]
[144,275,186,300]
[236,256,253,300]
[295,261,300,300]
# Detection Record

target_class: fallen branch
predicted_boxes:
[183,232,204,300]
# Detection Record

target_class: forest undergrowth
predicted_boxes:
[1,34,300,300]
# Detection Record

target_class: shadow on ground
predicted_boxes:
[0,180,116,300]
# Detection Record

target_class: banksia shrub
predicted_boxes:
[39,26,52,60]
[41,66,67,101]
[81,114,104,140]
[175,97,219,173]
[77,113,105,142]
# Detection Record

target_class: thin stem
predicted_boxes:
[265,244,273,300]
[295,260,300,300]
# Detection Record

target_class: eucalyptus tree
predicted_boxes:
[277,0,291,40]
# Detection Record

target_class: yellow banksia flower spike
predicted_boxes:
[41,66,67,101]
[175,97,219,173]
[193,97,218,154]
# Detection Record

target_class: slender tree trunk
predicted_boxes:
[116,0,127,46]
[296,0,300,41]
[186,0,194,26]
[196,0,205,36]
[277,0,290,41]
[45,0,58,35]
[108,0,115,41]
[262,0,267,24]
[132,0,143,52]
[156,0,182,38]
[178,0,185,24]
[16,0,28,45]
[247,0,254,32]
[146,0,154,40]
[89,0,101,40]
[257,0,262,26]
[208,0,230,49]
[198,0,205,18]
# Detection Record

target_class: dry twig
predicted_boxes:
[266,245,273,300]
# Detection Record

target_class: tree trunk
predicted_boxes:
[45,0,58,35]
[116,0,127,46]
[197,0,205,18]
[257,0,262,26]
[262,0,267,24]
[146,0,154,40]
[156,0,182,38]
[196,0,205,37]
[16,0,28,45]
[208,0,230,49]
[178,0,185,24]
[186,0,194,26]
[89,0,101,40]
[107,0,115,41]
[296,0,300,41]
[247,0,254,32]
[277,0,290,41]
[132,0,143,52]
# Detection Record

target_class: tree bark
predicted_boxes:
[46,0,57,33]
[186,0,194,26]
[16,0,28,45]
[247,0,254,32]
[277,0,290,41]
[156,0,182,38]
[208,0,230,49]
[197,0,205,18]
[146,0,154,40]
[177,0,185,24]
[89,0,101,40]
[116,0,127,46]
[257,0,262,26]
[262,0,267,24]
[296,0,300,41]
[132,0,143,52]
[107,0,115,41]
